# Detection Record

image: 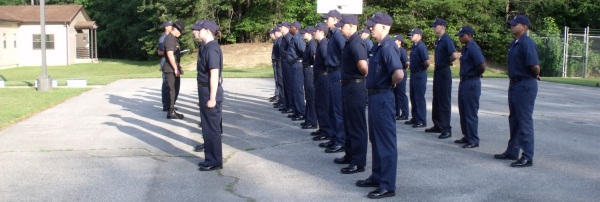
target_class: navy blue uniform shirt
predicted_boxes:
[508,33,539,79]
[342,33,368,80]
[409,40,429,71]
[459,40,485,77]
[280,33,292,61]
[397,47,409,69]
[367,36,403,89]
[325,27,346,68]
[314,38,329,74]
[365,38,373,53]
[286,33,306,63]
[434,33,457,66]
[272,37,281,59]
[197,40,223,83]
[303,39,317,66]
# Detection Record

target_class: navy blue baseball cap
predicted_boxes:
[364,12,393,27]
[507,15,531,27]
[279,22,290,27]
[360,28,371,34]
[408,28,423,36]
[429,18,447,27]
[190,20,204,30]
[162,21,172,28]
[314,23,328,32]
[394,34,405,43]
[303,26,315,34]
[321,9,342,19]
[455,26,475,36]
[291,21,302,29]
[198,20,218,33]
[334,15,358,27]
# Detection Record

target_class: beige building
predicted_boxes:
[0,5,98,69]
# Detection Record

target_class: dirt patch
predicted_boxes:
[182,43,273,71]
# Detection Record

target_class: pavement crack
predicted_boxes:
[217,151,256,202]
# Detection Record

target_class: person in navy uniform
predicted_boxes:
[191,20,207,152]
[494,15,541,167]
[310,23,333,141]
[269,28,281,103]
[330,15,369,174]
[357,12,404,199]
[427,18,458,139]
[360,28,373,53]
[158,21,172,112]
[320,10,346,153]
[286,21,307,121]
[393,34,410,121]
[300,26,318,129]
[193,20,225,171]
[405,28,430,128]
[454,26,486,149]
[278,22,294,114]
[272,26,285,109]
[163,20,185,120]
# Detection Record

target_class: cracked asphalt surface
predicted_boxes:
[0,78,599,201]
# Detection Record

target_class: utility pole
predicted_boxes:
[37,0,52,91]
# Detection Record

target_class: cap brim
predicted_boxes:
[507,20,518,26]
[321,14,330,19]
[455,33,465,36]
[364,20,376,27]
[407,32,415,36]
[190,25,201,30]
[334,21,344,27]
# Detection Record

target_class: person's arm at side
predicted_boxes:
[207,68,219,108]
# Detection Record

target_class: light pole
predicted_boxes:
[37,0,52,91]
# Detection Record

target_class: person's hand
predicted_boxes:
[174,69,180,77]
[392,83,397,88]
[180,68,185,75]
[207,99,216,109]
[537,75,542,81]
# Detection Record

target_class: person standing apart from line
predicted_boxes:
[163,20,185,120]
[454,26,486,149]
[494,15,541,167]
[320,10,346,153]
[356,12,404,199]
[158,21,172,112]
[427,18,458,139]
[310,23,333,142]
[300,26,318,129]
[286,21,307,121]
[393,34,410,121]
[193,20,225,171]
[405,28,429,128]
[333,15,369,175]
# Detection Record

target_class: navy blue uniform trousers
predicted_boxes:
[393,68,409,117]
[303,66,317,125]
[506,79,537,160]
[198,86,224,167]
[273,59,284,103]
[342,81,367,166]
[432,66,452,132]
[281,61,294,110]
[409,70,427,125]
[161,72,169,109]
[458,78,481,144]
[291,62,305,116]
[367,90,397,191]
[314,72,332,136]
[328,70,345,146]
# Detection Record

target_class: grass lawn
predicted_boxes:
[0,88,90,130]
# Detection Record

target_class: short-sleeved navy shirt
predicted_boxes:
[272,37,281,60]
[314,38,328,74]
[397,47,409,69]
[459,40,485,77]
[279,33,292,61]
[365,38,373,53]
[341,33,368,80]
[434,33,457,67]
[162,33,181,73]
[287,32,306,62]
[409,40,429,71]
[158,33,167,67]
[508,33,539,79]
[197,40,223,84]
[325,27,346,68]
[303,39,317,66]
[367,36,403,89]
[196,40,206,71]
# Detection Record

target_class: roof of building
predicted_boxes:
[0,5,90,23]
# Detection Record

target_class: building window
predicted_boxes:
[33,34,54,49]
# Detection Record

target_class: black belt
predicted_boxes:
[509,77,534,84]
[410,69,425,73]
[303,65,314,68]
[460,75,480,81]
[367,88,392,95]
[340,78,364,85]
[326,68,337,72]
[435,65,450,70]
[197,82,222,88]
[296,59,303,63]
[315,72,328,76]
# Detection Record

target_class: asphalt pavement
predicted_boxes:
[0,78,599,201]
